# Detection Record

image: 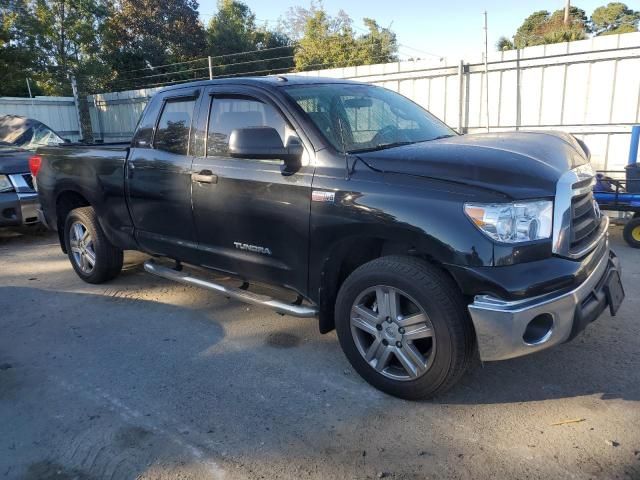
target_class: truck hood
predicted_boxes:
[357,131,589,199]
[0,147,31,174]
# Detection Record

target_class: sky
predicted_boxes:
[196,0,618,60]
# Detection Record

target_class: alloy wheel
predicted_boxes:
[350,285,436,381]
[69,221,96,274]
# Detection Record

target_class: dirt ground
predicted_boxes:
[0,226,639,479]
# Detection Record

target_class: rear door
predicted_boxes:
[127,89,200,260]
[190,86,314,295]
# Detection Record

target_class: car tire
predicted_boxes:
[623,218,640,249]
[335,255,475,400]
[64,206,123,284]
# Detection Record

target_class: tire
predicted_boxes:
[623,218,640,249]
[64,206,123,284]
[335,256,475,400]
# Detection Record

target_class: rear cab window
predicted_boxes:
[154,98,196,155]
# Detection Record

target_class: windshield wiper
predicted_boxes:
[347,141,416,154]
[428,134,455,141]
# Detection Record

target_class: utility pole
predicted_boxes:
[483,11,490,132]
[208,56,213,80]
[25,78,33,99]
[564,0,571,25]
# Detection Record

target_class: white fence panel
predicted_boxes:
[86,32,640,171]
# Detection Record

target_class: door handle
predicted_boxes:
[192,170,218,184]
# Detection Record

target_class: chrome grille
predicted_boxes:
[22,173,35,191]
[569,189,601,253]
[552,165,607,259]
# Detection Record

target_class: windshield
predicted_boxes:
[0,117,64,150]
[16,125,65,150]
[283,83,456,153]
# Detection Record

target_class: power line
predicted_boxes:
[118,51,407,91]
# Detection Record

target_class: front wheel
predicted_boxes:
[64,206,123,284]
[335,256,475,400]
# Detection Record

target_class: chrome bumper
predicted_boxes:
[17,192,39,225]
[468,236,618,362]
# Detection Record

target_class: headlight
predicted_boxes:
[0,175,13,193]
[464,200,553,243]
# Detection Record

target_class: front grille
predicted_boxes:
[22,174,34,191]
[569,187,601,254]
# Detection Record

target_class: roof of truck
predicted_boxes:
[158,75,363,94]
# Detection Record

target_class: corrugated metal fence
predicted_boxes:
[3,32,639,170]
[88,88,161,143]
[0,96,81,141]
[296,32,640,171]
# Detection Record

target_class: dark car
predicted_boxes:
[0,115,65,228]
[33,76,624,399]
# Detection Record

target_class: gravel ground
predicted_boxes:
[0,226,639,480]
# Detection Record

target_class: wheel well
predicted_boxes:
[317,237,466,334]
[56,191,90,252]
[317,238,418,333]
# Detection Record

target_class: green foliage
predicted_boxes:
[293,7,397,71]
[512,7,588,49]
[103,0,207,90]
[591,2,640,35]
[206,0,294,77]
[496,36,515,51]
[0,2,40,96]
[1,0,398,95]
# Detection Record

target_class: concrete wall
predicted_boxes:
[87,31,640,171]
[0,96,81,141]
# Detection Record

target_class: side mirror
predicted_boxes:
[229,127,303,173]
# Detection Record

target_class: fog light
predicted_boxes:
[523,313,554,345]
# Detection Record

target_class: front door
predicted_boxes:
[127,92,199,260]
[190,89,313,295]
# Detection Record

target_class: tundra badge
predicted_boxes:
[233,242,273,255]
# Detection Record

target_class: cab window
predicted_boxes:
[154,98,196,155]
[207,95,292,157]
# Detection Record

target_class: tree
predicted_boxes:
[0,0,111,96]
[496,36,514,51]
[103,0,207,90]
[591,2,640,35]
[356,18,397,65]
[513,10,549,48]
[0,2,40,96]
[206,0,294,77]
[293,7,397,71]
[511,6,588,49]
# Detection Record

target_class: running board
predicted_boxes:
[143,259,318,318]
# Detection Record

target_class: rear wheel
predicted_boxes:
[623,218,640,248]
[335,256,475,400]
[64,207,123,283]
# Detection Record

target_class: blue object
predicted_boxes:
[593,191,640,208]
[629,125,640,166]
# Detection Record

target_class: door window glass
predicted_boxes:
[207,96,290,156]
[154,98,195,155]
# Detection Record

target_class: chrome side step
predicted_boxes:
[143,259,318,318]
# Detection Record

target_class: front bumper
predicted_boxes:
[0,191,39,227]
[468,238,622,361]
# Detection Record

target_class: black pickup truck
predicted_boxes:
[33,76,624,399]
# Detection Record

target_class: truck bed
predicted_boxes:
[35,142,134,249]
